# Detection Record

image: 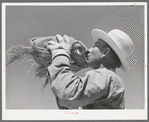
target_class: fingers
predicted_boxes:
[45,34,70,51]
[63,35,70,45]
[56,34,70,43]
[56,34,63,43]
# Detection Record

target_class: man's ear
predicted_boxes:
[103,47,110,56]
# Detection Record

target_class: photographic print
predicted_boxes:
[2,2,147,120]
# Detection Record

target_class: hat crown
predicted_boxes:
[108,29,134,58]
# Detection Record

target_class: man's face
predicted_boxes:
[85,40,104,69]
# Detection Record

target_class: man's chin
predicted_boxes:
[87,63,102,69]
[100,64,105,68]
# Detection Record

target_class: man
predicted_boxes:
[46,29,134,109]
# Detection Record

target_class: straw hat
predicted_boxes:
[91,29,134,71]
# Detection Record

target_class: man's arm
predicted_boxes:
[48,49,109,108]
[46,35,110,108]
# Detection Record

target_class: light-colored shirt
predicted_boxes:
[48,49,125,109]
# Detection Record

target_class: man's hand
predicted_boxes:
[45,41,63,52]
[56,34,71,50]
[46,34,71,52]
[45,34,71,59]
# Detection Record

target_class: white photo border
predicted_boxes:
[2,2,148,120]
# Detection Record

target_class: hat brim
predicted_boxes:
[91,29,128,71]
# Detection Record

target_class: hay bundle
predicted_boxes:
[6,36,88,80]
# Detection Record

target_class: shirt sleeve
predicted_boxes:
[48,49,111,108]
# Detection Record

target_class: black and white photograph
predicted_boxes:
[2,2,147,120]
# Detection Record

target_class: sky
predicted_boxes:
[5,5,145,109]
